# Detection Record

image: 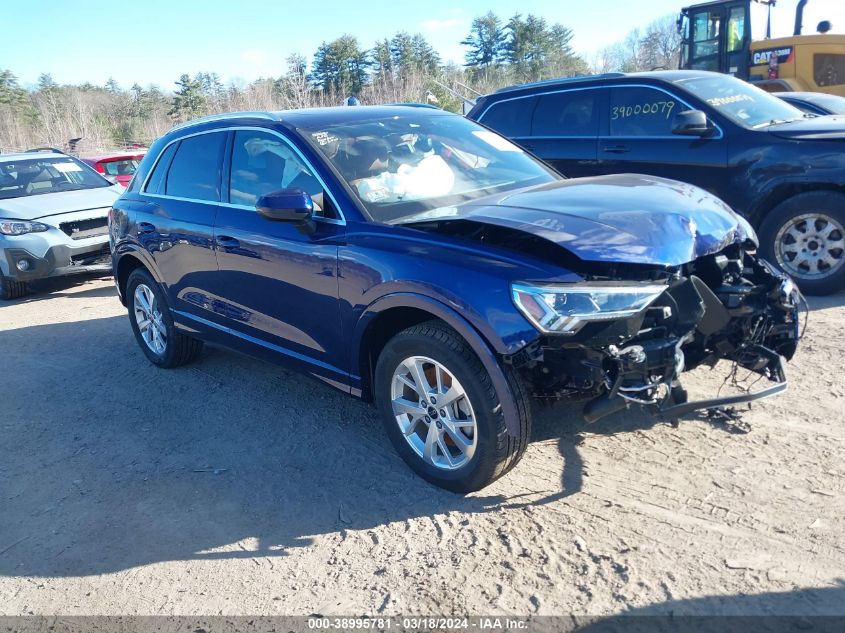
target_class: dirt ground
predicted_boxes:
[1,274,843,617]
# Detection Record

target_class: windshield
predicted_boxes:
[801,94,845,115]
[101,158,141,176]
[299,113,558,223]
[676,74,805,128]
[0,155,111,200]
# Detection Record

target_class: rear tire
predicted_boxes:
[758,191,845,296]
[374,319,531,493]
[0,276,28,301]
[126,268,203,368]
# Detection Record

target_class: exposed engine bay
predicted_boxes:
[410,219,805,422]
[523,244,801,421]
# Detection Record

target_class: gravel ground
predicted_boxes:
[1,274,843,616]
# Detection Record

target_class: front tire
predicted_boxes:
[0,276,28,301]
[126,268,203,368]
[374,320,531,493]
[758,191,845,296]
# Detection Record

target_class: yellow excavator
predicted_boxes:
[679,0,845,95]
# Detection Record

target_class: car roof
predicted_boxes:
[167,105,456,136]
[0,151,72,164]
[774,91,845,101]
[486,70,721,99]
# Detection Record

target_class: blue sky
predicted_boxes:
[1,0,842,90]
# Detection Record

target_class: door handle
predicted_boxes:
[215,235,240,250]
[602,145,631,154]
[137,221,156,234]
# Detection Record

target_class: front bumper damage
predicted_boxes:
[513,245,803,423]
[0,208,111,281]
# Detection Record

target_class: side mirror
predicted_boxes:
[256,188,314,222]
[671,110,713,136]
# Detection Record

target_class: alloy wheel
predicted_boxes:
[133,283,167,355]
[390,355,477,470]
[775,212,845,280]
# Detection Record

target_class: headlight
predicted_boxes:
[0,220,50,236]
[512,282,667,334]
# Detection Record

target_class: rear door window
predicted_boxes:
[608,87,679,137]
[144,143,178,195]
[532,90,599,137]
[164,132,225,202]
[479,97,536,137]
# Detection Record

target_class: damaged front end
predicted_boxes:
[510,243,803,422]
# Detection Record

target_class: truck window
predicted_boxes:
[815,54,845,87]
[691,10,721,70]
[480,97,535,137]
[727,7,746,53]
[608,87,678,137]
[531,91,598,137]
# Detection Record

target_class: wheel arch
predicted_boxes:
[114,248,161,305]
[750,182,845,228]
[353,293,524,437]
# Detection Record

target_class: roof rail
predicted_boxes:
[25,146,68,155]
[494,72,626,94]
[171,111,277,132]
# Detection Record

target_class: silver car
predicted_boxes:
[0,149,122,299]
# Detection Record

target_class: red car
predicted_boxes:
[81,151,146,188]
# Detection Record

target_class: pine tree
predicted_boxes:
[168,74,207,121]
[0,70,28,109]
[546,24,589,77]
[410,34,441,74]
[372,39,393,81]
[389,32,415,75]
[461,12,506,69]
[310,35,370,96]
[37,73,59,93]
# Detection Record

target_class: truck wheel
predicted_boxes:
[374,320,531,493]
[758,191,845,296]
[0,276,28,301]
[126,268,203,368]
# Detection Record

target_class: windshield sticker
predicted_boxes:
[612,100,676,120]
[472,130,521,152]
[311,131,339,146]
[362,186,389,202]
[54,162,83,172]
[706,94,755,108]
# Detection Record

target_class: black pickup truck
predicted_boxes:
[468,70,845,295]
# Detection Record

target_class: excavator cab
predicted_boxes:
[679,0,845,96]
[679,0,753,77]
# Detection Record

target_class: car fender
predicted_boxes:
[112,242,164,302]
[749,174,845,226]
[353,292,524,437]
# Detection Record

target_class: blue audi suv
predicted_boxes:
[110,106,802,491]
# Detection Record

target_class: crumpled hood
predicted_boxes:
[0,186,121,221]
[766,115,845,140]
[403,175,753,267]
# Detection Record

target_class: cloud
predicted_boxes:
[240,49,267,64]
[420,17,465,31]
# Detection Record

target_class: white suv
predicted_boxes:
[0,149,122,299]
